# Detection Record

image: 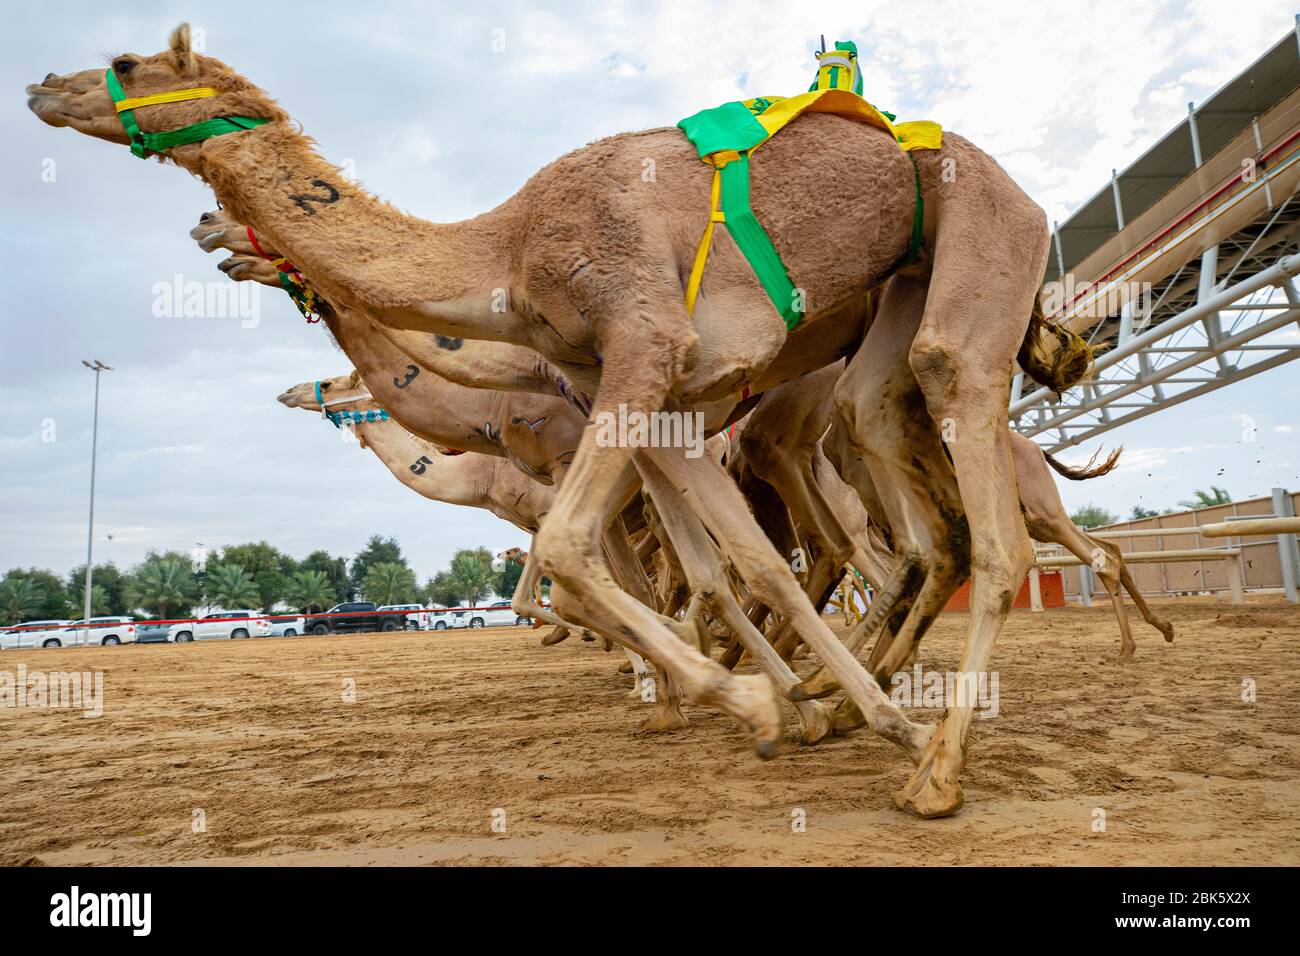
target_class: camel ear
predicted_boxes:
[346,368,362,388]
[168,23,197,74]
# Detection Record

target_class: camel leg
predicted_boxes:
[642,445,930,761]
[793,554,924,700]
[637,453,834,745]
[512,542,588,635]
[602,514,686,726]
[532,409,783,757]
[890,196,1049,818]
[1117,559,1175,643]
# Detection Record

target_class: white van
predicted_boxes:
[169,610,272,643]
[58,617,138,647]
[0,619,73,650]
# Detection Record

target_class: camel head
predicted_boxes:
[216,252,280,287]
[191,209,258,256]
[27,24,286,156]
[277,370,363,413]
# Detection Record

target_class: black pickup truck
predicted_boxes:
[302,602,399,635]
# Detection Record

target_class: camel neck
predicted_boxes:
[186,123,515,321]
[353,419,485,509]
[324,309,506,457]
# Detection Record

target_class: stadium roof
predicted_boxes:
[1049,26,1300,281]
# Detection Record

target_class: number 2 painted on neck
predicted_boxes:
[289,179,340,216]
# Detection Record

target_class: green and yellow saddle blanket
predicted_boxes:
[676,40,942,329]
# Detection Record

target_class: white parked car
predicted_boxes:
[377,604,430,630]
[169,610,272,643]
[58,617,138,647]
[266,615,305,637]
[0,619,73,650]
[465,600,530,629]
[428,608,467,630]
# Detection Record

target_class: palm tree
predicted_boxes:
[128,557,195,619]
[449,551,493,606]
[362,562,417,606]
[204,563,261,609]
[0,577,44,622]
[1178,486,1232,510]
[284,569,336,613]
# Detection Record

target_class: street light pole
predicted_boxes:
[81,360,112,645]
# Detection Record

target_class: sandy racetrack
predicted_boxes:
[1,596,1296,866]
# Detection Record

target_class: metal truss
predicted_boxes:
[1010,197,1300,452]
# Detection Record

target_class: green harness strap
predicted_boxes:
[105,68,267,160]
[703,147,924,329]
[716,154,801,327]
[681,41,935,329]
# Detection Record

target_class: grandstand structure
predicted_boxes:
[1011,22,1300,451]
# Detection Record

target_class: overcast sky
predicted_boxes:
[2,0,1298,584]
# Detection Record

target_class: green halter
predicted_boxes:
[104,68,268,160]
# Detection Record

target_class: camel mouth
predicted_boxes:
[276,389,306,409]
[25,87,70,127]
[217,255,254,280]
[191,225,228,251]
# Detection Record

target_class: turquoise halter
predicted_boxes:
[315,381,390,429]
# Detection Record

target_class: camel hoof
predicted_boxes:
[1158,622,1175,643]
[730,674,783,760]
[794,700,834,746]
[893,780,965,819]
[831,698,867,736]
[540,626,570,646]
[639,709,688,732]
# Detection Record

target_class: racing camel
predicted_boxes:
[28,24,1092,815]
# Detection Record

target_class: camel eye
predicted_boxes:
[319,383,331,391]
[113,59,134,76]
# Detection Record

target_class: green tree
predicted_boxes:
[66,563,128,615]
[1070,504,1117,529]
[350,535,406,592]
[299,550,350,603]
[0,576,45,622]
[204,563,261,609]
[1129,505,1159,520]
[495,558,524,603]
[424,570,463,608]
[127,553,198,620]
[283,569,337,613]
[448,548,494,606]
[68,585,111,618]
[0,569,70,619]
[217,542,296,610]
[1178,486,1232,510]
[362,562,418,606]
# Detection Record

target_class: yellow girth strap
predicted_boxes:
[113,87,218,113]
[684,151,739,316]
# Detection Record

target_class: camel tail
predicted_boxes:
[1043,446,1123,481]
[1018,298,1095,396]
